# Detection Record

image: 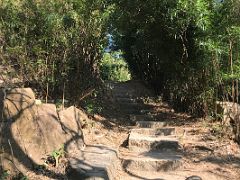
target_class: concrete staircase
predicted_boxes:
[110,81,183,177]
[70,81,183,179]
[120,121,182,176]
[68,145,119,180]
[109,81,155,116]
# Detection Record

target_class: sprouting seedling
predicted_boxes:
[20,176,28,180]
[51,144,65,167]
[0,170,10,180]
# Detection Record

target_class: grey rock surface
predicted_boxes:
[68,145,119,180]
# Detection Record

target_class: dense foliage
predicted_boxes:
[111,0,240,116]
[100,51,131,82]
[0,0,113,102]
[1,0,240,116]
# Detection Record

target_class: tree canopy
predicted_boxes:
[110,0,240,116]
[1,0,240,116]
[0,0,113,101]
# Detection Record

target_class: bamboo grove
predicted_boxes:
[0,0,113,102]
[1,0,240,116]
[111,0,240,116]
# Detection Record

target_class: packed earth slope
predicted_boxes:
[1,80,240,180]
[82,80,240,180]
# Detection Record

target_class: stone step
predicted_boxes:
[119,107,151,113]
[118,107,153,116]
[113,93,136,97]
[68,145,119,180]
[121,109,145,115]
[116,97,142,104]
[140,109,155,114]
[131,127,175,136]
[119,103,153,111]
[113,91,129,95]
[116,97,135,103]
[121,151,182,172]
[129,130,180,152]
[119,170,206,180]
[113,88,136,92]
[118,102,144,107]
[136,121,167,128]
[129,114,154,122]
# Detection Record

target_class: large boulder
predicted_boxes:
[58,106,87,154]
[1,88,35,120]
[0,88,38,174]
[0,88,85,175]
[217,101,240,142]
[11,103,67,163]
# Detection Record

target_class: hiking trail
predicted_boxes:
[70,80,240,180]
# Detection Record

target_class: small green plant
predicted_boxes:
[19,176,28,180]
[49,145,65,167]
[211,123,223,134]
[85,103,94,114]
[84,100,103,115]
[51,145,65,167]
[155,96,163,103]
[209,122,231,140]
[14,173,28,180]
[0,170,10,180]
[0,170,28,180]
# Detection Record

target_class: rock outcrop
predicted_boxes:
[217,101,240,143]
[0,88,86,175]
[1,88,35,120]
[58,106,86,154]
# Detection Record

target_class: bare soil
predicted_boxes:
[81,81,240,180]
[2,80,240,180]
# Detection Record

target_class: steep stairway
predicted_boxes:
[74,80,237,180]
[120,121,183,177]
[109,81,183,178]
[108,80,155,116]
[68,80,162,180]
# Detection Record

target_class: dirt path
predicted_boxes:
[82,80,240,180]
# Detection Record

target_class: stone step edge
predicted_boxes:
[136,121,167,128]
[130,127,176,136]
[68,145,120,180]
[120,152,182,172]
[119,152,182,161]
[129,134,178,141]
